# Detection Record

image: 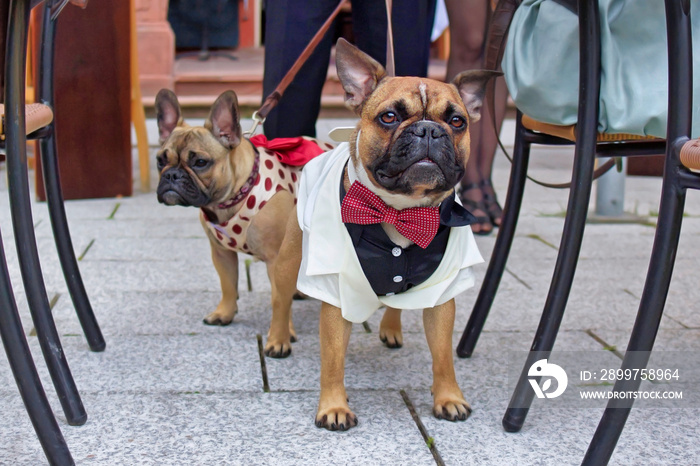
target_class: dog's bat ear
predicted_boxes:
[452,70,503,123]
[335,38,386,115]
[155,89,183,144]
[205,90,242,150]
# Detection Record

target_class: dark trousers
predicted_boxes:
[262,0,437,138]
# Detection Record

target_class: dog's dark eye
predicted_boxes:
[193,158,209,168]
[156,155,166,170]
[449,116,466,129]
[380,112,398,125]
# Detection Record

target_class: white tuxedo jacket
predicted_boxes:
[296,142,483,323]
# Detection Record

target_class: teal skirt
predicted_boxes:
[502,0,700,138]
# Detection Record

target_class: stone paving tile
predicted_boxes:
[0,334,263,395]
[590,329,700,353]
[610,405,700,465]
[410,385,700,466]
[408,387,604,466]
[37,216,207,241]
[83,237,213,262]
[71,261,222,294]
[0,390,437,466]
[48,288,365,340]
[264,330,612,394]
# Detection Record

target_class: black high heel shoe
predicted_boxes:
[458,182,494,235]
[480,179,503,227]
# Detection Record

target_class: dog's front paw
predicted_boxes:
[203,308,237,326]
[432,394,472,422]
[263,338,292,358]
[315,406,358,431]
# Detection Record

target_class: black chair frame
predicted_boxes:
[583,0,697,463]
[454,0,672,437]
[0,0,106,463]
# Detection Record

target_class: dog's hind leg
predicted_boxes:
[316,302,357,431]
[379,307,403,348]
[424,299,472,421]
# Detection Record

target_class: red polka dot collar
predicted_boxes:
[217,148,260,210]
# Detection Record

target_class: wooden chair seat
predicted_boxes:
[0,103,53,138]
[521,114,661,143]
[680,138,700,171]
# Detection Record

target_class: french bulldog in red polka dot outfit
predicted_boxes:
[155,89,332,329]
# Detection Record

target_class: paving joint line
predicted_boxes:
[256,334,270,393]
[585,329,624,359]
[245,259,253,291]
[107,202,121,220]
[78,238,95,261]
[504,267,532,290]
[663,314,691,329]
[525,233,558,250]
[400,389,444,466]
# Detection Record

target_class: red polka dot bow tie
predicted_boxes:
[341,181,440,249]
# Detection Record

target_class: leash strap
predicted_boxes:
[247,0,396,137]
[384,0,395,77]
[483,0,617,189]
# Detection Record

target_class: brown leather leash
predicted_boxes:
[384,0,395,77]
[483,0,617,190]
[245,0,397,137]
[245,0,350,136]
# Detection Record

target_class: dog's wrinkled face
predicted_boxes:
[154,90,242,208]
[359,77,471,197]
[335,38,501,205]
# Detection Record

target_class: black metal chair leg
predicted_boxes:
[37,3,105,352]
[457,112,532,358]
[583,2,692,462]
[502,0,602,433]
[6,0,86,427]
[582,177,685,464]
[0,236,74,466]
[501,134,597,431]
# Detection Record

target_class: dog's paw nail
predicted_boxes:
[315,414,327,428]
[290,335,298,343]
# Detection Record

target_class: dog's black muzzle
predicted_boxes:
[157,167,211,207]
[370,121,464,194]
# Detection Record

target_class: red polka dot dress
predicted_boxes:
[202,137,333,259]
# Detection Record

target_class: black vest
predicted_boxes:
[341,182,476,296]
